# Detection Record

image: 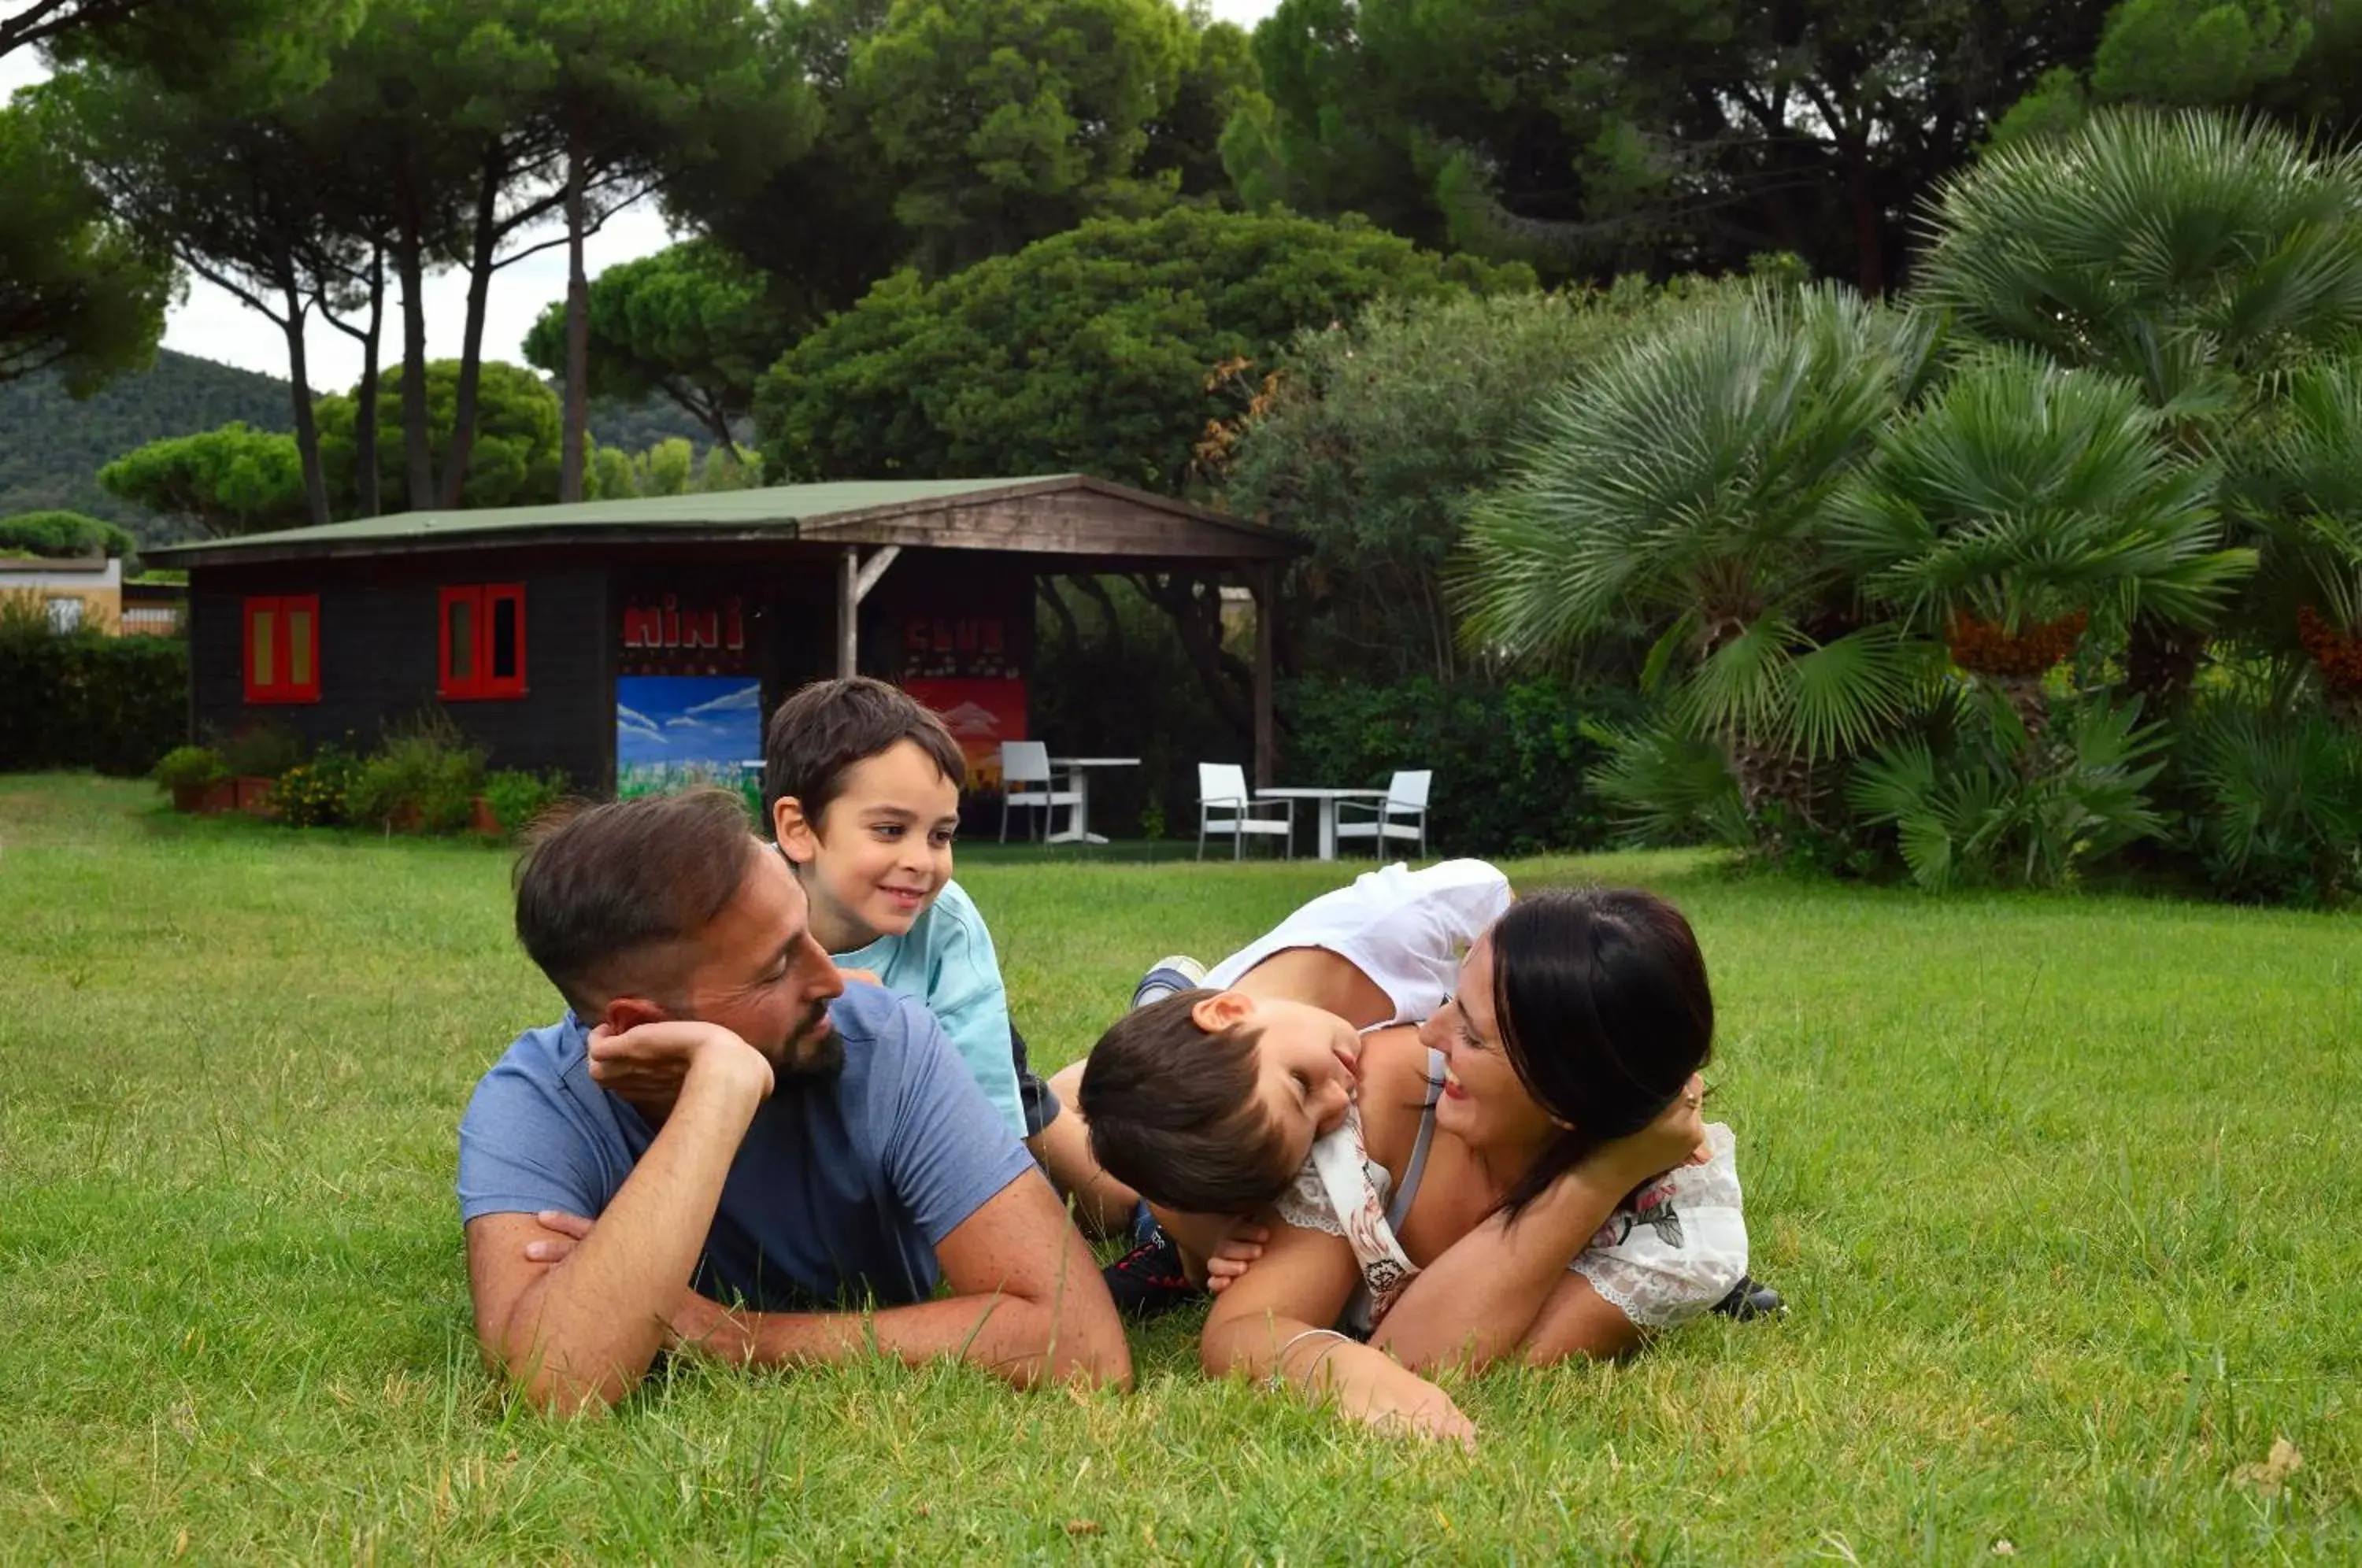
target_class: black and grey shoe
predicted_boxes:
[1711,1273,1786,1321]
[1101,1225,1207,1319]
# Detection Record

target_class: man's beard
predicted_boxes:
[776,998,843,1082]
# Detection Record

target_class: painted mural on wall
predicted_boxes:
[902,613,1023,789]
[616,675,764,815]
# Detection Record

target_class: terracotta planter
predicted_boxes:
[471,795,502,837]
[233,775,279,817]
[172,779,237,815]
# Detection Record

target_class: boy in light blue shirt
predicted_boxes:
[765,677,1048,1145]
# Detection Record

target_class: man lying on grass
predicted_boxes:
[455,786,1130,1414]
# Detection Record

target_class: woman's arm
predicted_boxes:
[1371,1090,1705,1374]
[1200,1216,1476,1447]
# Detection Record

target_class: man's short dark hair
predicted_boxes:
[1076,992,1301,1215]
[513,786,757,1015]
[762,676,968,833]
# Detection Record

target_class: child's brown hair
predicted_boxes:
[763,676,966,831]
[1077,992,1305,1215]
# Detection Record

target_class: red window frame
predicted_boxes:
[439,582,527,700]
[242,595,320,704]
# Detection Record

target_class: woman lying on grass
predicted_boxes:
[1044,867,1750,1445]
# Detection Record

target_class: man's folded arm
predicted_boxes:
[675,1170,1132,1390]
[465,1056,766,1414]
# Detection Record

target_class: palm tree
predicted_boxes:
[1458,283,1942,846]
[1915,107,2362,704]
[1830,350,2255,747]
[2239,354,2362,723]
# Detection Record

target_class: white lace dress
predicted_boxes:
[1275,1109,1749,1336]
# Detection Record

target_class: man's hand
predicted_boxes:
[523,1208,594,1265]
[587,1019,774,1117]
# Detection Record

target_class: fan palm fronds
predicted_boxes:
[1831,350,2254,645]
[1919,109,2362,416]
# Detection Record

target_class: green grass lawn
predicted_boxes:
[3,773,2358,1562]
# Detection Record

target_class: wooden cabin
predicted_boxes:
[146,475,1305,795]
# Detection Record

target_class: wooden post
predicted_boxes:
[837,547,859,677]
[837,545,902,679]
[1252,562,1276,788]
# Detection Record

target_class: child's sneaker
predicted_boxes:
[1711,1273,1786,1321]
[1101,1222,1206,1319]
[1130,955,1209,1010]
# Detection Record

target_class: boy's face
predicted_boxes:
[776,739,960,952]
[1194,992,1361,1174]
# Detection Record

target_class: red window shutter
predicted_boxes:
[283,595,319,700]
[242,595,321,704]
[484,583,525,697]
[439,586,482,698]
[242,597,276,703]
[439,583,526,701]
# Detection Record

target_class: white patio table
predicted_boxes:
[1253,786,1390,861]
[1046,756,1140,844]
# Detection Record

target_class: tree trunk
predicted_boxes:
[1035,575,1082,653]
[559,138,590,504]
[354,244,384,520]
[2125,616,2205,717]
[1071,573,1126,662]
[394,229,434,511]
[1731,732,1820,856]
[280,279,330,528]
[1130,571,1253,741]
[1848,161,1885,298]
[439,157,505,509]
[700,401,744,466]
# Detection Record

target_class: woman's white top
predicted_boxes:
[1202,860,1512,1023]
[1275,1049,1749,1336]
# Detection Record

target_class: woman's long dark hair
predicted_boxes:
[1488,886,1715,1219]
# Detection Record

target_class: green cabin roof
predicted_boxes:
[146,474,1301,567]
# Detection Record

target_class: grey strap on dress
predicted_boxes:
[1385,1046,1449,1232]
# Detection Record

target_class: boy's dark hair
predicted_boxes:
[1076,991,1303,1215]
[762,676,966,832]
[513,786,757,1016]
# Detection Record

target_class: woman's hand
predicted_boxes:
[1345,1358,1479,1450]
[1588,1072,1707,1191]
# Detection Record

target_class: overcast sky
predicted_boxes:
[4,0,1282,390]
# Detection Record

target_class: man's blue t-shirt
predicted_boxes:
[454,982,1036,1310]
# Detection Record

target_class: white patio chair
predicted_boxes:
[999,741,1080,841]
[1198,761,1294,860]
[1335,769,1431,858]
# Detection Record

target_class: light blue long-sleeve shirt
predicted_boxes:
[834,878,1026,1138]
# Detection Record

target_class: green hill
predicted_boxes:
[0,350,291,542]
[0,350,718,545]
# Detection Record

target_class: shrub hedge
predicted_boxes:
[0,623,187,775]
[1278,675,1642,857]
